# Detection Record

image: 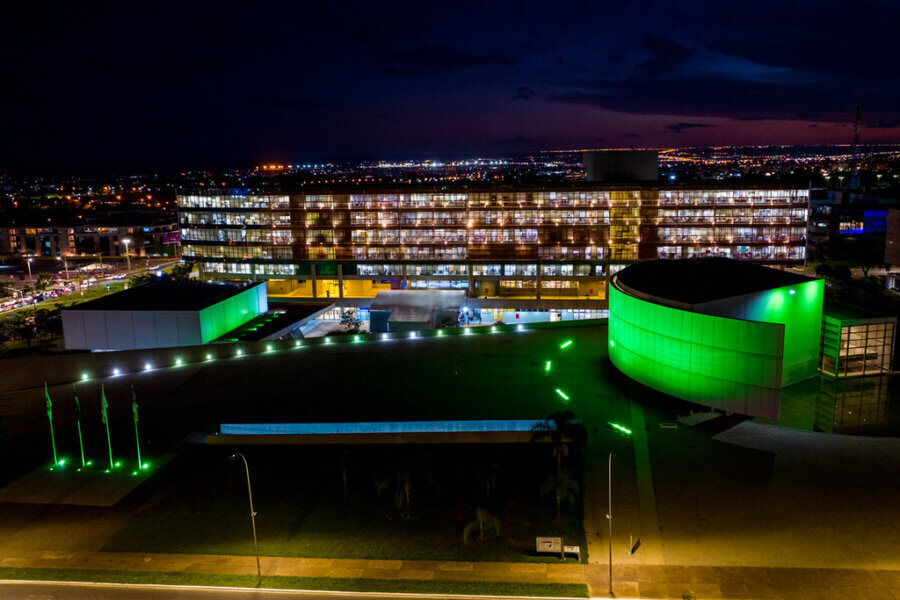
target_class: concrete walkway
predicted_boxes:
[2,550,899,599]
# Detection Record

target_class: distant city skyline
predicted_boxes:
[2,1,899,171]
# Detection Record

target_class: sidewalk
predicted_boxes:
[2,550,898,599]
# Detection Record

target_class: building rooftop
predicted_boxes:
[67,278,260,311]
[614,258,816,305]
[180,181,811,196]
[823,298,897,322]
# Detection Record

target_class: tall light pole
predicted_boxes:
[608,451,614,597]
[230,453,262,587]
[26,257,33,283]
[122,238,132,273]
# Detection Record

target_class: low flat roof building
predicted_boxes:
[609,258,824,418]
[61,278,266,350]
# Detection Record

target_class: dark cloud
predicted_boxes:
[492,134,546,146]
[247,97,333,111]
[384,44,514,75]
[867,119,900,129]
[515,86,536,100]
[666,122,714,133]
[635,35,693,77]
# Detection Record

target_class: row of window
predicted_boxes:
[179,190,808,210]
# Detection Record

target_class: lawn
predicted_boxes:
[5,281,128,315]
[0,567,589,597]
[103,444,588,563]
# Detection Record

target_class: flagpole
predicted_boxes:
[101,384,113,469]
[73,384,85,468]
[45,383,57,465]
[131,386,141,469]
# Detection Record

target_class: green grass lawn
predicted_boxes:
[94,327,633,564]
[103,444,587,563]
[0,567,589,597]
[5,281,128,315]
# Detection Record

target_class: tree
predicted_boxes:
[169,262,195,280]
[128,273,154,288]
[340,311,361,333]
[375,451,434,519]
[33,308,61,340]
[531,411,588,476]
[463,507,501,545]
[36,273,52,292]
[339,449,353,503]
[9,312,36,347]
[541,469,579,518]
[477,462,500,499]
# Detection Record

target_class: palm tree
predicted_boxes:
[477,462,500,499]
[531,411,588,476]
[375,451,434,519]
[339,449,353,502]
[463,507,501,545]
[541,469,579,518]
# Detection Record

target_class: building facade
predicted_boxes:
[178,185,808,301]
[0,224,180,258]
[608,259,824,419]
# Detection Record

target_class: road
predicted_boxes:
[0,581,584,600]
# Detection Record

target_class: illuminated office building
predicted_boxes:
[177,184,808,302]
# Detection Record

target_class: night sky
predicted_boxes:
[2,0,899,171]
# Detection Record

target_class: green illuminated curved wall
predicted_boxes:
[608,278,824,417]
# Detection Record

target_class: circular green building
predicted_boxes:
[608,258,824,418]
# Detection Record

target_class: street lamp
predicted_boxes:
[230,453,262,587]
[607,451,614,597]
[26,257,33,283]
[122,238,132,273]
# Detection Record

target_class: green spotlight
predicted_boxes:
[294,340,302,347]
[86,460,93,466]
[132,470,138,476]
[81,373,89,381]
[608,421,632,436]
[324,337,331,343]
[560,340,573,350]
[555,389,570,401]
[175,358,183,366]
[206,353,213,360]
[353,335,360,342]
[437,330,444,336]
[545,360,552,373]
[266,344,273,352]
[236,349,243,356]
[114,461,122,468]
[142,462,149,469]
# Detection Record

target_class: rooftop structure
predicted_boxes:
[609,258,824,418]
[582,150,658,181]
[61,279,267,350]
